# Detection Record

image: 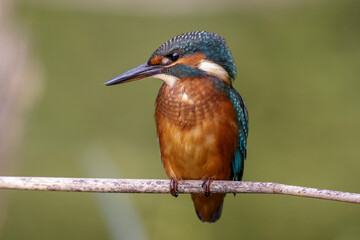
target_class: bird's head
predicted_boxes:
[105,31,236,87]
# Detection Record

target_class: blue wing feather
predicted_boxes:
[229,88,248,181]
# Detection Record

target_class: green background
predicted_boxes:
[2,0,360,239]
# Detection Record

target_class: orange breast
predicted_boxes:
[155,77,238,181]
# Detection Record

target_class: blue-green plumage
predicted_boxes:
[230,88,248,181]
[163,63,207,79]
[214,80,249,181]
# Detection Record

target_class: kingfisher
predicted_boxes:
[105,31,249,223]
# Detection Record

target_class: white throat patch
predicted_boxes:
[152,74,179,87]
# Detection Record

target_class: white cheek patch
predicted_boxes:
[198,60,229,82]
[152,74,179,87]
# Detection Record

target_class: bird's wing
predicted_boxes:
[229,87,249,181]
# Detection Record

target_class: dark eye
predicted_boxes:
[169,52,179,62]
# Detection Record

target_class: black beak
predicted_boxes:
[104,63,162,86]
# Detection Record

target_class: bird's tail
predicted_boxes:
[191,193,225,223]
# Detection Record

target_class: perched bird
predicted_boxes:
[105,31,249,223]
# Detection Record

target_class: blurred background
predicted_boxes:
[0,0,359,239]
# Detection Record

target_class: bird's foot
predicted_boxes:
[170,178,179,197]
[202,178,214,197]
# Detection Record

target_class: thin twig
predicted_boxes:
[0,176,359,204]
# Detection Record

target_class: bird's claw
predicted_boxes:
[202,178,214,197]
[170,178,178,197]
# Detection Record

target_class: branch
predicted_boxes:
[0,177,359,204]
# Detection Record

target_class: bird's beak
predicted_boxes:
[104,63,162,86]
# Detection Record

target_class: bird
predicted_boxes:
[105,31,248,223]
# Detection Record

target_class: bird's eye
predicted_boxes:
[169,52,179,62]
